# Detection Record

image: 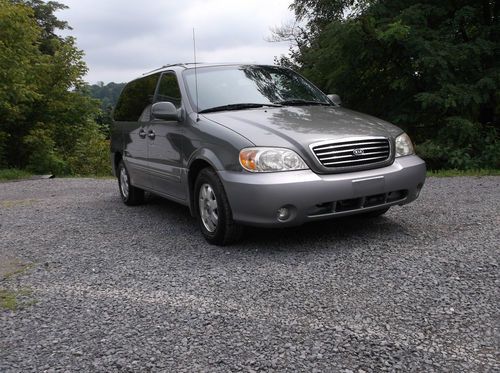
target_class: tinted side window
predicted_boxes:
[155,72,182,108]
[114,73,160,121]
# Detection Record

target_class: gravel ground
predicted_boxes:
[0,176,499,372]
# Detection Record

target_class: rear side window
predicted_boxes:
[114,73,160,121]
[155,72,182,108]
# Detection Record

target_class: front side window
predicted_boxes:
[114,73,159,121]
[182,65,330,112]
[155,72,182,108]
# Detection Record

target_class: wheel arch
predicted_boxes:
[113,152,123,177]
[186,149,227,216]
[188,158,216,216]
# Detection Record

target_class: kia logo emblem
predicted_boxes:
[353,149,364,156]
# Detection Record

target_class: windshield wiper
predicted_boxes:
[199,103,282,114]
[275,99,331,106]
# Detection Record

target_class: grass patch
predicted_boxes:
[0,288,34,311]
[0,168,32,181]
[0,258,35,311]
[0,168,113,181]
[427,169,500,177]
[0,289,17,310]
[0,199,38,208]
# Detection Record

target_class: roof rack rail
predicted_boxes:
[142,62,199,76]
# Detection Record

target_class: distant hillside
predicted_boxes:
[88,82,126,109]
[86,82,126,132]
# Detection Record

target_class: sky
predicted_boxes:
[56,0,295,84]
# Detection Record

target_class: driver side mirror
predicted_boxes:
[151,101,182,121]
[327,94,342,106]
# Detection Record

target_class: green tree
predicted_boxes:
[275,0,500,169]
[0,0,110,175]
[0,0,42,167]
[12,0,71,55]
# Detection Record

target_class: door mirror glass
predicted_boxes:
[152,101,179,121]
[327,94,342,106]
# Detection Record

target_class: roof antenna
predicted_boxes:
[193,28,200,122]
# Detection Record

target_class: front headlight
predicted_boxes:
[395,133,415,157]
[239,147,309,172]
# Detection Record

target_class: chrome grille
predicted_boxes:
[312,138,391,169]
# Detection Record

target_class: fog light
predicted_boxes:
[277,207,290,221]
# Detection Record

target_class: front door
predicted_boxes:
[147,72,186,201]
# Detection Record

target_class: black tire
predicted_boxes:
[360,206,390,218]
[117,160,145,206]
[194,168,243,245]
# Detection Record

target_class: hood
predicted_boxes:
[202,105,404,173]
[202,105,402,150]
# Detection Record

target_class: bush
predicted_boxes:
[0,168,32,181]
[21,120,111,176]
[417,121,499,170]
[23,124,67,174]
[66,121,111,176]
[0,131,10,168]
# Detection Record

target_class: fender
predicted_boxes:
[187,147,226,171]
[185,148,227,216]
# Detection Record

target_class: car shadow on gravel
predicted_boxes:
[241,217,409,247]
[142,194,195,223]
[144,195,410,251]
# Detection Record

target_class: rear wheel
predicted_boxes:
[194,168,243,245]
[117,161,145,206]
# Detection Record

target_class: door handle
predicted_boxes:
[147,130,156,140]
[139,129,147,139]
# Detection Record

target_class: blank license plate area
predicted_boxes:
[352,176,385,195]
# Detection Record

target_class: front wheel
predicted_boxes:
[194,168,243,245]
[117,161,145,206]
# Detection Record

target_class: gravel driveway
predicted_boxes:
[1,176,498,372]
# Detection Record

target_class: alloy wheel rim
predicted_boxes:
[199,183,218,232]
[120,167,129,199]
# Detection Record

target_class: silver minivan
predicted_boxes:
[111,63,426,245]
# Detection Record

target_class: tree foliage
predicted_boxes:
[0,0,110,175]
[275,0,499,169]
[87,82,126,136]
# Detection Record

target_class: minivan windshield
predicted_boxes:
[183,65,331,113]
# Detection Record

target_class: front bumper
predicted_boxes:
[219,155,426,227]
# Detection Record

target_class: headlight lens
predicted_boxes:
[395,133,415,157]
[239,147,308,172]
